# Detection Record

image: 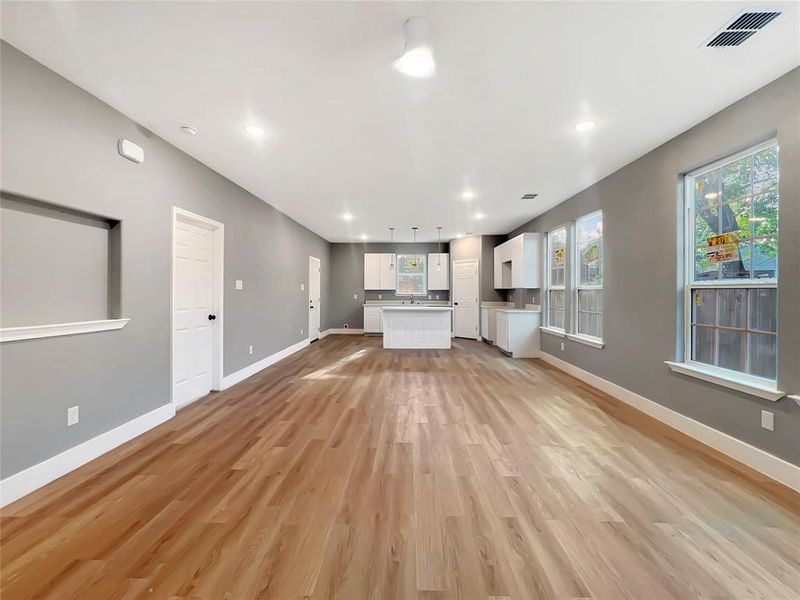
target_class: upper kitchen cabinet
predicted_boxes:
[364,253,396,290]
[427,253,449,290]
[493,233,542,289]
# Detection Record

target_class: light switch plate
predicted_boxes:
[761,410,774,431]
[235,280,243,290]
[353,294,358,300]
[67,405,79,427]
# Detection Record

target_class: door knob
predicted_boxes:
[208,314,217,321]
[454,302,459,305]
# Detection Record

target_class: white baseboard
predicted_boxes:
[539,352,800,493]
[0,403,175,508]
[221,339,310,389]
[321,328,364,336]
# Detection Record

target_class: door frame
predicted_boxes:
[308,255,321,341]
[451,258,480,340]
[171,206,225,407]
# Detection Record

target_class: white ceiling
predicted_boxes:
[2,2,798,242]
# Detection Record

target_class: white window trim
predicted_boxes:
[544,225,568,333]
[678,139,779,388]
[540,325,566,338]
[573,210,604,347]
[566,333,604,349]
[0,318,130,343]
[665,361,784,401]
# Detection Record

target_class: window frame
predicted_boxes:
[573,210,604,344]
[394,253,428,297]
[544,225,568,333]
[681,139,778,388]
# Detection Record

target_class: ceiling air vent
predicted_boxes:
[521,193,538,200]
[706,10,781,47]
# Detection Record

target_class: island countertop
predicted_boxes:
[381,305,453,312]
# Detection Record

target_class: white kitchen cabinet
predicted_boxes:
[493,233,542,289]
[481,308,490,341]
[427,253,449,290]
[364,253,396,290]
[495,309,540,358]
[363,306,383,334]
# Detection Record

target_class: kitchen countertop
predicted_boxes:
[496,308,541,313]
[381,305,452,311]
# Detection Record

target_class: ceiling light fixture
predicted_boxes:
[436,226,443,269]
[473,212,484,220]
[181,125,198,136]
[389,227,395,267]
[342,212,354,221]
[393,17,435,78]
[462,190,476,200]
[574,121,596,132]
[244,125,266,137]
[412,226,418,242]
[360,233,368,240]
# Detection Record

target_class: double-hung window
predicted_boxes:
[683,140,778,383]
[546,227,567,330]
[396,254,427,296]
[575,211,603,340]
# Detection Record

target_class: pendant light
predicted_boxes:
[389,227,395,268]
[436,226,442,270]
[412,226,418,242]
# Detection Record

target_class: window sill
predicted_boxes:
[566,333,604,349]
[0,318,130,343]
[540,326,566,338]
[664,361,784,401]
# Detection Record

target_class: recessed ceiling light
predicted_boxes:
[473,212,484,220]
[574,121,596,132]
[181,125,198,136]
[342,213,354,221]
[454,233,464,238]
[393,17,435,78]
[244,125,266,137]
[462,190,476,200]
[360,233,368,240]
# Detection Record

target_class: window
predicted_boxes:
[684,140,778,381]
[546,227,567,330]
[575,211,603,340]
[396,254,427,296]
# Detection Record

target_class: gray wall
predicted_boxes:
[509,68,800,465]
[0,42,331,478]
[329,242,449,329]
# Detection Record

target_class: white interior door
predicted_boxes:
[309,256,321,341]
[453,259,480,339]
[173,219,215,407]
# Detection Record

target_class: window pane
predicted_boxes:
[753,146,778,182]
[721,156,751,202]
[749,333,777,379]
[577,213,603,286]
[695,205,719,242]
[596,290,603,312]
[694,246,718,280]
[548,227,566,286]
[752,190,778,237]
[694,170,720,210]
[749,288,777,333]
[692,326,714,365]
[396,254,426,295]
[692,289,716,325]
[752,236,778,279]
[722,198,751,240]
[717,330,746,372]
[717,289,746,329]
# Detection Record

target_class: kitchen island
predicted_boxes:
[381,305,453,349]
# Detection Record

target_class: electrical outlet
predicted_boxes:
[378,294,382,299]
[300,283,305,291]
[428,294,432,300]
[560,342,565,351]
[761,410,774,431]
[301,328,304,336]
[249,345,253,355]
[353,294,358,300]
[67,405,79,427]
[344,323,350,329]
[235,279,243,290]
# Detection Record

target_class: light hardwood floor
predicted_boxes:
[1,335,798,599]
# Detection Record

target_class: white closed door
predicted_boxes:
[309,256,321,341]
[453,259,479,339]
[173,220,215,407]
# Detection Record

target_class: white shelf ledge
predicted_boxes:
[664,361,784,401]
[566,333,605,349]
[0,318,130,343]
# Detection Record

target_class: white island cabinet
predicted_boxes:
[382,306,453,349]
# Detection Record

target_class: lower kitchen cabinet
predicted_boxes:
[363,306,383,334]
[495,309,540,358]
